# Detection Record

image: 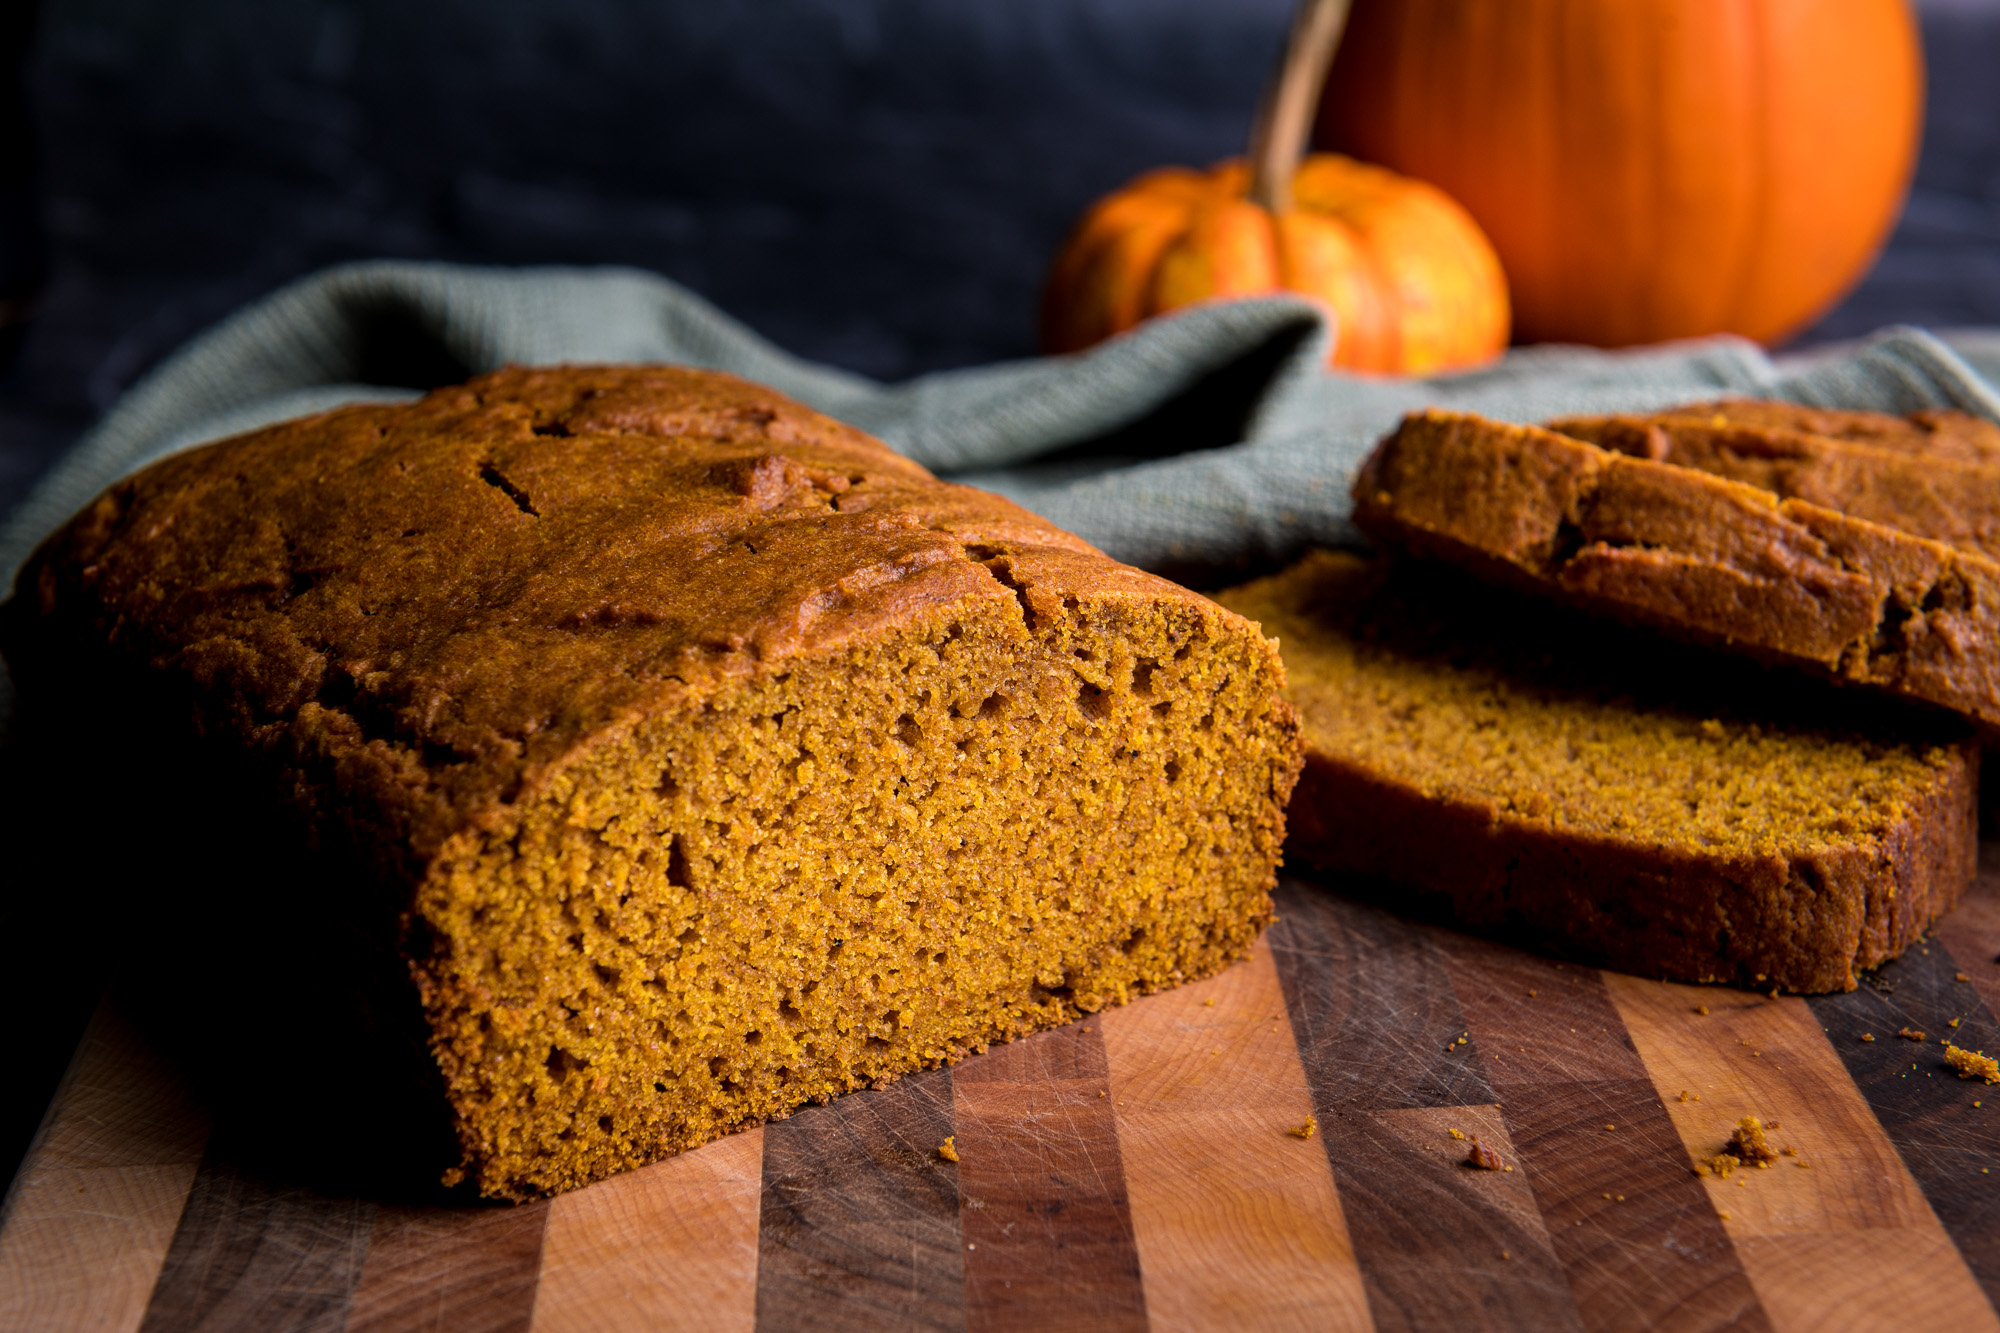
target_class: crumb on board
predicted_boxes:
[1729,1117,1779,1164]
[1959,972,1972,983]
[1945,1045,2000,1084]
[1465,1137,1506,1171]
[1701,1117,1780,1177]
[1203,997,1215,1006]
[1950,1018,1963,1029]
[1695,1005,1709,1015]
[1289,1116,1319,1140]
[1604,1124,1616,1131]
[1449,1128,1466,1140]
[1861,1033,1876,1042]
[937,1136,959,1163]
[1899,1027,1927,1042]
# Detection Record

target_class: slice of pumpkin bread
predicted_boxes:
[1,365,1302,1199]
[1218,550,1977,993]
[1618,398,2000,467]
[1549,408,2000,563]
[1353,408,2000,733]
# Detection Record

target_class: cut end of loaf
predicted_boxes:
[416,581,1299,1199]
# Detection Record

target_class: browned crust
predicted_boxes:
[1549,412,2000,564]
[1286,742,1978,994]
[1605,398,2000,468]
[1353,409,2000,735]
[2,365,1256,884]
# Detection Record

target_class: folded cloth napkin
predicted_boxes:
[5,258,2000,724]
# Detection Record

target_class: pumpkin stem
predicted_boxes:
[1247,0,1353,214]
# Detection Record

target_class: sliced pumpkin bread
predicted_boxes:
[1219,550,1978,993]
[1352,408,2000,733]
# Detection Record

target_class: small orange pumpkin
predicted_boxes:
[1039,0,1509,375]
[1039,153,1510,375]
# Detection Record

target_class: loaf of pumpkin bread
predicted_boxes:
[1219,550,1977,993]
[1353,408,2000,732]
[1,365,1302,1199]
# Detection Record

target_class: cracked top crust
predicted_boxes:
[5,364,1211,873]
[1353,408,2000,734]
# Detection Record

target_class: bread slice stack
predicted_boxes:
[1223,399,2000,992]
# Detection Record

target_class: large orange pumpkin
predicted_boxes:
[1316,0,1924,348]
[1040,154,1510,375]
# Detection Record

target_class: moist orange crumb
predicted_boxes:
[936,1137,959,1163]
[1945,1045,2000,1083]
[1465,1138,1505,1170]
[1899,1027,1927,1042]
[1727,1117,1779,1165]
[1290,1117,1319,1140]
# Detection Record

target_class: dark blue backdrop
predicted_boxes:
[3,0,2000,526]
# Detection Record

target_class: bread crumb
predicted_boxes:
[1781,1146,1797,1157]
[1678,1090,1691,1102]
[1718,1210,1731,1220]
[1899,1027,1926,1042]
[1449,1128,1466,1140]
[1696,1005,1709,1015]
[1726,1116,1779,1165]
[937,1136,959,1163]
[1616,1194,1625,1201]
[1466,1137,1506,1170]
[1605,1124,1616,1131]
[1528,989,1537,997]
[1501,1250,1511,1260]
[1958,972,1972,982]
[1949,1018,1962,1029]
[1289,1116,1319,1139]
[1203,997,1215,1006]
[1861,1033,1876,1042]
[1944,1045,2000,1084]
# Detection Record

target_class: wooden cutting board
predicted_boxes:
[5,859,2000,1333]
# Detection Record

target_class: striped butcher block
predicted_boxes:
[5,859,2000,1332]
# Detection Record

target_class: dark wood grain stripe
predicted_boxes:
[137,1137,374,1333]
[1437,930,1772,1333]
[754,1066,965,1331]
[1811,917,2000,1308]
[952,1020,1147,1333]
[1270,880,1583,1333]
[346,1200,549,1333]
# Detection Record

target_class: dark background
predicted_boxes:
[4,0,2000,1191]
[5,0,2000,532]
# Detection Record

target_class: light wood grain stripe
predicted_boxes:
[952,1020,1147,1333]
[529,1128,765,1333]
[1608,973,1998,1332]
[1100,935,1372,1333]
[0,994,210,1333]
